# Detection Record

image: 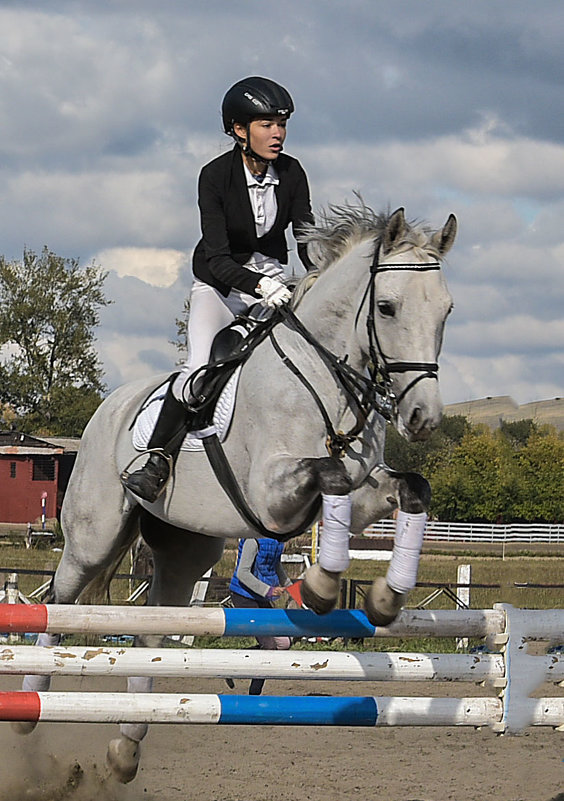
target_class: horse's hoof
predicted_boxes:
[364,576,405,627]
[11,720,38,736]
[301,563,340,615]
[106,735,140,784]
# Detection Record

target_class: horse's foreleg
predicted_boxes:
[277,456,354,615]
[107,522,225,784]
[354,469,431,626]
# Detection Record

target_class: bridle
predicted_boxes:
[271,240,443,456]
[357,241,442,412]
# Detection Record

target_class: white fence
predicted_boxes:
[363,520,563,544]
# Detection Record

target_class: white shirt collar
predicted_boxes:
[243,162,279,187]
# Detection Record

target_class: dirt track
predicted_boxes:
[1,673,562,801]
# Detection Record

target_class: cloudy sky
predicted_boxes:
[1,0,563,406]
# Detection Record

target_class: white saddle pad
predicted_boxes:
[132,367,242,453]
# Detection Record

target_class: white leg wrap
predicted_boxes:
[318,493,352,573]
[121,677,154,742]
[22,634,61,691]
[386,511,427,594]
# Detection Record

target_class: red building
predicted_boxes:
[0,432,79,524]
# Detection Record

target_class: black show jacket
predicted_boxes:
[192,146,314,297]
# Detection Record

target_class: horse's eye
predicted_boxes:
[377,301,396,317]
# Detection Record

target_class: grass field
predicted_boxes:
[1,540,562,609]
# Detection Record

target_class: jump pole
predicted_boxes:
[0,691,508,727]
[1,604,562,732]
[1,692,562,728]
[0,604,507,639]
[1,645,561,686]
[0,645,525,683]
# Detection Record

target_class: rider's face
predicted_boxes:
[234,116,287,162]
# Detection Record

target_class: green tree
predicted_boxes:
[385,409,563,523]
[384,414,470,473]
[425,427,519,522]
[511,428,564,522]
[0,247,112,435]
[500,418,537,447]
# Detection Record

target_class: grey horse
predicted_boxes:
[16,204,456,782]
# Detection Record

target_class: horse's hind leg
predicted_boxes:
[107,515,225,784]
[13,495,140,734]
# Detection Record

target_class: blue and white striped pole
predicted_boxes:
[0,604,507,639]
[0,692,515,728]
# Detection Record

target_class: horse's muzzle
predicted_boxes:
[401,404,442,441]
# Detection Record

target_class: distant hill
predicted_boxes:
[443,396,563,431]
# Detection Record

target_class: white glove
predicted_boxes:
[255,276,292,308]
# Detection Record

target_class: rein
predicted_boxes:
[270,310,381,456]
[270,246,443,456]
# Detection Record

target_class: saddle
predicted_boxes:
[187,306,278,430]
[131,307,281,453]
[131,369,241,454]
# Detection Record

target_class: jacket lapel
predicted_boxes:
[230,148,256,233]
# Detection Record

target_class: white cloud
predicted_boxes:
[97,332,179,390]
[2,163,200,257]
[95,247,189,287]
[448,316,564,356]
[302,124,564,209]
[440,352,564,406]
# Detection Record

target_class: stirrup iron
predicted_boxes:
[120,448,174,500]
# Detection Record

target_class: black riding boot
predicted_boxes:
[123,385,189,502]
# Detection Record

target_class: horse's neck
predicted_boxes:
[295,241,371,371]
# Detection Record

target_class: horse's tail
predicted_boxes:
[78,507,142,605]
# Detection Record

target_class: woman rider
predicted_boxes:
[124,76,314,502]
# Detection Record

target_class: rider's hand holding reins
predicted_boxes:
[256,276,292,308]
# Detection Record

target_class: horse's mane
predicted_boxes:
[291,197,436,308]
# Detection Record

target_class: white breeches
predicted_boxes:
[172,280,257,403]
[173,258,284,404]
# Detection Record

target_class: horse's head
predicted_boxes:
[369,207,456,441]
[296,203,457,442]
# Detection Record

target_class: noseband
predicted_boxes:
[356,243,442,414]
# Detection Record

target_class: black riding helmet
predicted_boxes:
[222,76,294,133]
[222,76,294,163]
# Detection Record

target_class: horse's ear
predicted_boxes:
[431,214,457,256]
[381,207,406,255]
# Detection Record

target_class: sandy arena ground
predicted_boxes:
[1,672,562,801]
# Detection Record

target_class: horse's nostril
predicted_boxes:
[409,407,422,429]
